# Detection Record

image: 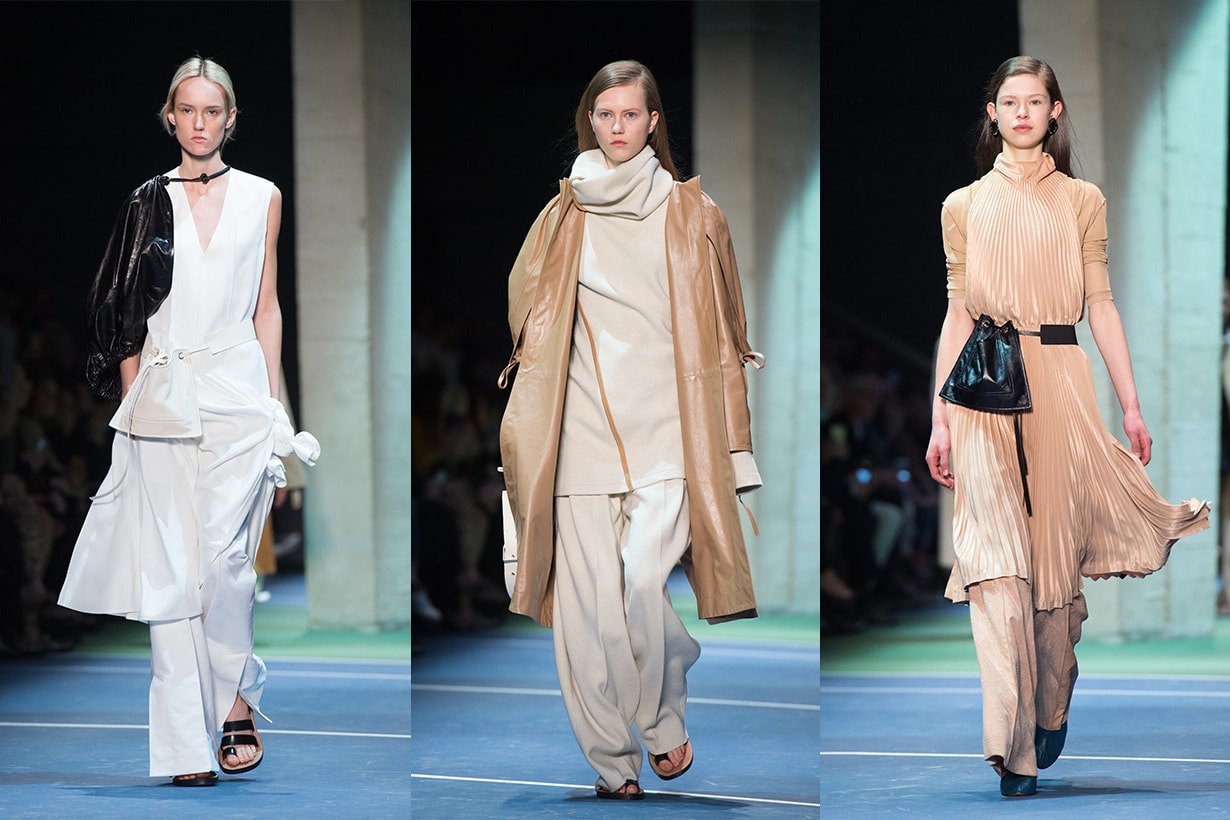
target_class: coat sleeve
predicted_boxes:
[701,191,761,454]
[499,193,563,388]
[85,177,175,400]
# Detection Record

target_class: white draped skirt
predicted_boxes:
[59,336,287,622]
[57,333,319,775]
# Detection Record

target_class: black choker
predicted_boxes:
[161,166,231,185]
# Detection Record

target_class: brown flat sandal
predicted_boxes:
[596,779,645,800]
[649,740,693,781]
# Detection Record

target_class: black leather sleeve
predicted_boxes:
[84,176,174,400]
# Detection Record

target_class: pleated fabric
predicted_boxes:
[941,154,1209,611]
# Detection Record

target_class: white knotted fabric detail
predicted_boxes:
[265,398,320,487]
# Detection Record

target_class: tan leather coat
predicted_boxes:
[498,175,763,628]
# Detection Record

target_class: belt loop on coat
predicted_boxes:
[738,495,760,536]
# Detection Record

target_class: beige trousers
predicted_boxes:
[551,479,700,791]
[968,576,1087,776]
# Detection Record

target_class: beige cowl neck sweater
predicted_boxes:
[554,145,682,496]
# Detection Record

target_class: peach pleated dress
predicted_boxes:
[941,153,1209,611]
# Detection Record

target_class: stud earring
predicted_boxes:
[1047,118,1058,136]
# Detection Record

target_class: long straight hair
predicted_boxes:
[573,60,679,181]
[974,56,1076,178]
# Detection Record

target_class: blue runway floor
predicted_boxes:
[0,574,411,819]
[0,654,412,818]
[411,623,821,818]
[3,566,818,818]
[821,671,1230,817]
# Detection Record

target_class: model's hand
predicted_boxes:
[926,423,955,489]
[1123,407,1152,466]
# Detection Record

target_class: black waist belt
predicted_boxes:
[1018,324,1077,345]
[1008,323,1074,517]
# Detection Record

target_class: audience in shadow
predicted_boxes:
[8,275,1226,653]
[821,317,944,636]
[411,317,512,637]
[1,289,112,657]
[0,280,312,659]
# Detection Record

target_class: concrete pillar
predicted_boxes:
[1020,0,1228,639]
[695,1,821,614]
[291,0,412,630]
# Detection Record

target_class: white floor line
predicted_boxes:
[697,646,821,661]
[821,685,981,695]
[821,670,1230,682]
[411,683,819,710]
[411,772,821,808]
[22,652,412,666]
[0,722,409,739]
[821,685,1230,698]
[2,663,410,681]
[272,670,411,681]
[821,751,1230,765]
[690,696,819,711]
[412,684,559,697]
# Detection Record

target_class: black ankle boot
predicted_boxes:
[1035,721,1068,769]
[1000,770,1037,797]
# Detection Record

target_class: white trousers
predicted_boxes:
[551,479,701,791]
[147,520,268,777]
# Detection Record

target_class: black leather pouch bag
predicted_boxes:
[939,314,1034,514]
[940,314,1031,413]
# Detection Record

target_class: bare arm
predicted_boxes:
[119,353,140,398]
[925,299,975,488]
[253,186,284,400]
[1087,298,1151,464]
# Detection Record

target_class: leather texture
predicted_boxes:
[499,175,762,628]
[85,176,175,400]
[940,313,1032,413]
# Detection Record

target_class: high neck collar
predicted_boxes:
[569,145,673,219]
[993,151,1056,183]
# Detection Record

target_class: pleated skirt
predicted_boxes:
[945,335,1209,610]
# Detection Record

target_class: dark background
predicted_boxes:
[6,1,1222,418]
[821,0,1020,379]
[0,0,1023,419]
[1,0,298,408]
[410,0,696,387]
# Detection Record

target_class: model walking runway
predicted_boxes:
[821,604,1230,816]
[0,574,410,819]
[411,594,821,817]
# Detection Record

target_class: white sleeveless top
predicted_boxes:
[148,167,274,349]
[58,166,288,622]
